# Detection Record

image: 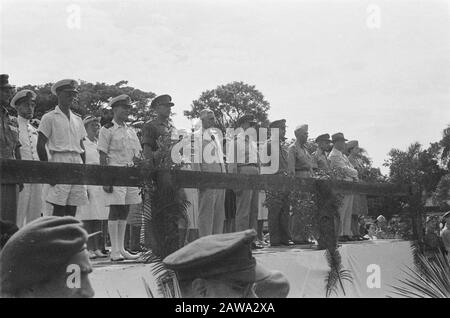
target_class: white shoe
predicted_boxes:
[110,252,125,262]
[120,249,141,260]
[117,220,141,260]
[94,249,108,258]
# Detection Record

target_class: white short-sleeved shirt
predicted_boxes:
[84,137,100,165]
[17,116,39,161]
[38,106,86,154]
[97,120,142,166]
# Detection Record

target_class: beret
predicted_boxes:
[0,216,88,296]
[315,133,331,143]
[10,90,37,108]
[254,270,290,298]
[331,132,348,142]
[163,230,271,283]
[150,94,174,109]
[108,94,134,109]
[269,119,286,128]
[51,79,78,95]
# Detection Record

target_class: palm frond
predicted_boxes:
[324,248,353,297]
[130,178,190,259]
[390,243,450,298]
[140,249,182,298]
[142,277,155,298]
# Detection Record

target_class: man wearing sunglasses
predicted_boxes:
[163,229,290,298]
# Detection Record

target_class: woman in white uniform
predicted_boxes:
[76,115,109,258]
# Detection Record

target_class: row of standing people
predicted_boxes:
[260,121,369,245]
[179,111,369,247]
[1,74,369,255]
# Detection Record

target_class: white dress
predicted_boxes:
[16,116,44,227]
[76,138,109,221]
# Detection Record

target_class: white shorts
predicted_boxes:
[46,152,88,207]
[104,186,142,206]
[258,191,268,220]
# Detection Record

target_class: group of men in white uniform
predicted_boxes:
[5,79,142,261]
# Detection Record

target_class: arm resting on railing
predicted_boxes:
[37,132,48,162]
[99,150,113,193]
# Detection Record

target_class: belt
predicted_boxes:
[51,151,82,155]
[238,163,258,168]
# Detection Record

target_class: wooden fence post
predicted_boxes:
[316,180,337,250]
[409,184,424,243]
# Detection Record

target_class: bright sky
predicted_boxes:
[1,0,449,173]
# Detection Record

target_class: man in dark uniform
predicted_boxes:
[142,94,175,168]
[262,119,293,246]
[163,229,290,298]
[141,95,177,249]
[312,133,332,173]
[0,74,21,224]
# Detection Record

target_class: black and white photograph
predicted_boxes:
[0,0,450,302]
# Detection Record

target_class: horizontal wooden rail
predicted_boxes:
[0,159,411,196]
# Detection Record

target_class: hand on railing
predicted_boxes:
[103,185,113,193]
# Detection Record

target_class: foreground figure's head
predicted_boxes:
[163,229,289,298]
[0,216,94,298]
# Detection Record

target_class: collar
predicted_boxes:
[54,105,73,117]
[86,136,97,143]
[17,115,29,125]
[332,147,342,154]
[112,119,127,128]
[295,141,306,149]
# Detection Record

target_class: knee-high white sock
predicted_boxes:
[118,220,139,259]
[108,220,121,259]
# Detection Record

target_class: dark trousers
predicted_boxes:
[125,224,141,251]
[0,184,17,224]
[268,195,291,244]
[83,220,105,251]
[52,204,77,217]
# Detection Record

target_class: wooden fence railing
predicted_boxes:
[0,159,422,245]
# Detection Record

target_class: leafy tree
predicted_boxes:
[439,126,450,169]
[14,80,156,124]
[384,142,446,199]
[185,81,270,132]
